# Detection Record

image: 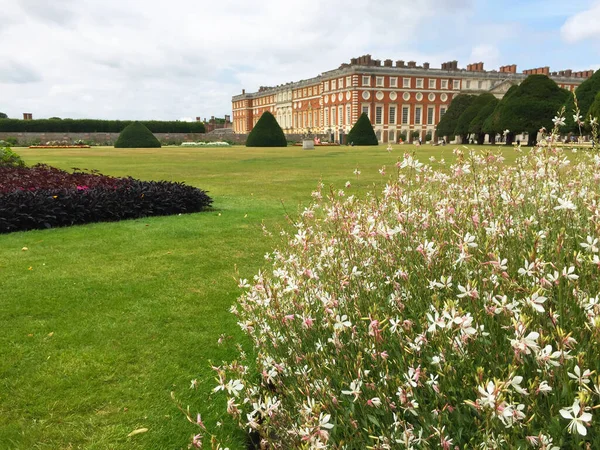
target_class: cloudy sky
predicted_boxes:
[1,0,599,121]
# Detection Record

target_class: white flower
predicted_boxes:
[525,292,547,313]
[463,232,477,248]
[537,381,552,393]
[559,399,592,436]
[509,375,529,396]
[341,379,362,401]
[518,259,535,278]
[477,381,496,409]
[333,314,352,331]
[567,365,591,385]
[552,116,565,126]
[562,265,579,280]
[510,327,540,355]
[369,397,382,407]
[536,345,562,368]
[580,235,599,253]
[318,412,334,430]
[225,379,244,396]
[389,317,402,334]
[554,197,576,211]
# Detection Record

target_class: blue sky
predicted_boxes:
[0,0,598,120]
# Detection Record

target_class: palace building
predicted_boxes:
[231,55,593,143]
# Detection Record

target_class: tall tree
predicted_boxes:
[469,96,499,144]
[454,93,497,144]
[435,94,475,142]
[493,75,569,146]
[562,69,600,133]
[588,91,600,123]
[0,112,7,119]
[483,85,519,144]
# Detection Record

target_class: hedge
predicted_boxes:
[246,111,287,147]
[0,118,205,133]
[114,121,161,148]
[347,113,378,145]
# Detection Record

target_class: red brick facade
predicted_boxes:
[232,55,590,143]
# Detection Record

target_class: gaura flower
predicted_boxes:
[559,399,592,436]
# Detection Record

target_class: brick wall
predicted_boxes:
[0,132,322,146]
[1,132,219,146]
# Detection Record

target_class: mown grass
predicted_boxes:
[1,144,526,449]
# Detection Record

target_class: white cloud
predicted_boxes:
[561,1,600,42]
[0,0,595,120]
[469,45,500,70]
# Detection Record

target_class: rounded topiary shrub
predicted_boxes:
[246,111,287,147]
[114,121,161,148]
[347,113,378,145]
[206,124,600,449]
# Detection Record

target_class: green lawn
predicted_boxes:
[0,144,523,449]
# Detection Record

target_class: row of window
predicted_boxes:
[244,80,578,110]
[292,110,320,129]
[324,76,460,91]
[363,104,446,126]
[293,86,320,100]
[318,104,447,127]
[251,96,274,107]
[322,76,355,93]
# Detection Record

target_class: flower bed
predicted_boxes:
[0,165,212,233]
[28,145,91,148]
[206,131,600,448]
[181,141,231,147]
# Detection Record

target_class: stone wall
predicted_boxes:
[0,132,209,146]
[0,132,327,146]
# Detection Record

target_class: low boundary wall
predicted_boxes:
[0,132,330,146]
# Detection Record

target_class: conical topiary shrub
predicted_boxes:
[114,121,162,148]
[246,111,287,147]
[347,113,378,145]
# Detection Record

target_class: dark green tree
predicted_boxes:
[588,91,600,123]
[0,112,7,119]
[435,94,475,142]
[562,69,600,133]
[246,111,287,147]
[469,96,499,144]
[454,93,497,144]
[483,85,519,144]
[347,113,378,145]
[493,75,569,146]
[114,121,161,148]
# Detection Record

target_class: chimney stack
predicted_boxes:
[423,62,430,69]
